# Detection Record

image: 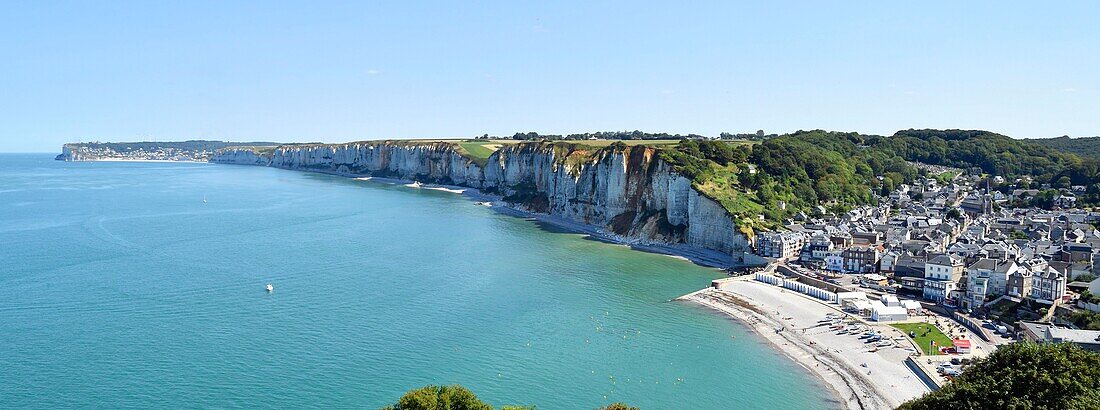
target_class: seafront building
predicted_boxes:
[755,232,805,259]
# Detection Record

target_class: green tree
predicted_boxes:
[945,208,962,221]
[1056,175,1073,189]
[383,385,494,410]
[899,343,1100,409]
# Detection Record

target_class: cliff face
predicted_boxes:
[56,144,80,161]
[214,142,484,186]
[211,141,749,256]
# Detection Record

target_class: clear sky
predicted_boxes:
[1,1,1097,152]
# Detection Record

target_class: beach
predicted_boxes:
[680,279,932,409]
[351,175,739,268]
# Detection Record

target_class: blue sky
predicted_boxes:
[1,1,1097,152]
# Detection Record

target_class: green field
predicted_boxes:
[891,323,954,355]
[456,141,507,165]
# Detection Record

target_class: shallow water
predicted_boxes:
[0,154,835,409]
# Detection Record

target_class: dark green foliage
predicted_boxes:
[512,132,561,140]
[1064,310,1100,330]
[946,208,962,221]
[678,138,746,165]
[886,129,1100,188]
[749,131,911,207]
[564,130,705,140]
[513,130,705,141]
[720,130,777,140]
[1080,290,1100,304]
[1026,136,1100,159]
[899,342,1100,409]
[381,385,497,410]
[657,131,917,228]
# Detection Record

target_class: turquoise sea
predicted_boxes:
[0,154,835,409]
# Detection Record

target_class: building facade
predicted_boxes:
[924,254,964,304]
[755,232,806,259]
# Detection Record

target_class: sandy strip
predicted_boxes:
[680,282,930,409]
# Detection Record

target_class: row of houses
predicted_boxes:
[752,174,1095,309]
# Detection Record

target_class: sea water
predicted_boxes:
[0,154,835,409]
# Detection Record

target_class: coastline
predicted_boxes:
[679,282,930,410]
[64,156,748,269]
[330,169,736,269]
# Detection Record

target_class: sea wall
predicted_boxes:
[211,141,750,257]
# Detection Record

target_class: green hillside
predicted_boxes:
[1026,136,1100,159]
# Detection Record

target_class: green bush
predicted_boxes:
[899,342,1100,409]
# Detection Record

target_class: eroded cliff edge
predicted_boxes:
[211,141,751,261]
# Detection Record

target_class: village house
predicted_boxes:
[893,254,927,295]
[1007,267,1034,299]
[755,231,806,259]
[923,254,965,304]
[842,245,882,273]
[799,234,833,262]
[963,259,1018,309]
[824,251,844,272]
[1031,266,1068,304]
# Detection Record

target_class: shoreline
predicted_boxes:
[319,169,738,269]
[679,283,930,409]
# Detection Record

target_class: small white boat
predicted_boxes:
[265,283,274,292]
[202,195,207,203]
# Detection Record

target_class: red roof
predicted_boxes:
[953,339,971,348]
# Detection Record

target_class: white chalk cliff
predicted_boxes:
[211,141,750,258]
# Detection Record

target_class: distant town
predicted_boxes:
[56,140,279,162]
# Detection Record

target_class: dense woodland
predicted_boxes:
[1026,135,1100,159]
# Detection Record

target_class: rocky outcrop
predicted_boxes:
[211,141,750,258]
[55,144,80,161]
